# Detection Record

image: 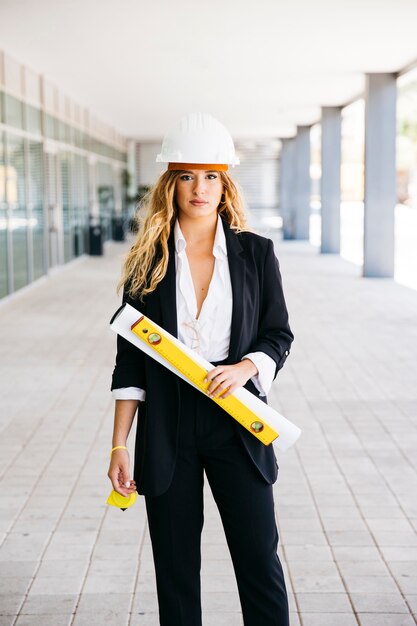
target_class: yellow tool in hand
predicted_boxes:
[110,303,301,452]
[131,315,279,446]
[107,489,137,511]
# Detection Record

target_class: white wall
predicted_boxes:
[136,142,165,188]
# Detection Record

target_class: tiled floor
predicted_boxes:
[0,226,416,626]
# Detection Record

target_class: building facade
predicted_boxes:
[0,51,130,300]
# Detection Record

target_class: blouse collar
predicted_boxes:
[174,214,227,259]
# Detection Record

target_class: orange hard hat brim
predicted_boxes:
[168,162,228,172]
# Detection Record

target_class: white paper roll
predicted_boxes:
[110,303,301,452]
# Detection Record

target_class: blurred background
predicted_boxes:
[2,4,417,626]
[1,0,417,299]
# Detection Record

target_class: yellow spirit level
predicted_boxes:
[110,303,301,451]
[131,315,278,445]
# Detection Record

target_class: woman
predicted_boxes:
[108,113,294,626]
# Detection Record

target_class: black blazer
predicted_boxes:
[111,216,294,497]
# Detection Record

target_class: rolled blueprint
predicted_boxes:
[110,303,301,452]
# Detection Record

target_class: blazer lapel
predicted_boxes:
[147,230,178,338]
[221,216,247,363]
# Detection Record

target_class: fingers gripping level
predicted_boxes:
[131,316,279,445]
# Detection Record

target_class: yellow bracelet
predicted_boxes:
[110,445,128,456]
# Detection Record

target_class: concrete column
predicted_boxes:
[320,107,342,253]
[279,138,296,239]
[294,125,311,240]
[363,73,397,277]
[127,139,137,200]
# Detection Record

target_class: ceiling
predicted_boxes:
[0,0,416,140]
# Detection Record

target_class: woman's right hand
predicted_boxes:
[107,448,137,497]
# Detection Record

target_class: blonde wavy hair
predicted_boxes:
[118,169,251,301]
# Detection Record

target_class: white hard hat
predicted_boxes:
[156,112,240,170]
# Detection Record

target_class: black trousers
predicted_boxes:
[144,376,289,626]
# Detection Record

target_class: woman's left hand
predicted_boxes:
[204,359,258,400]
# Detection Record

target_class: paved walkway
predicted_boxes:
[0,225,417,626]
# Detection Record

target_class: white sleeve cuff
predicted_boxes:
[241,352,276,397]
[112,387,146,401]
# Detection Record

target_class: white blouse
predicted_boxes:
[112,215,276,401]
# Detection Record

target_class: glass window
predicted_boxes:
[72,154,89,256]
[4,94,24,130]
[28,141,45,279]
[121,169,128,214]
[90,137,98,155]
[74,129,83,149]
[60,151,73,263]
[45,113,58,140]
[81,131,89,151]
[97,161,114,242]
[58,121,73,145]
[45,152,60,269]
[58,120,67,143]
[26,104,42,135]
[6,133,28,291]
[0,131,8,298]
